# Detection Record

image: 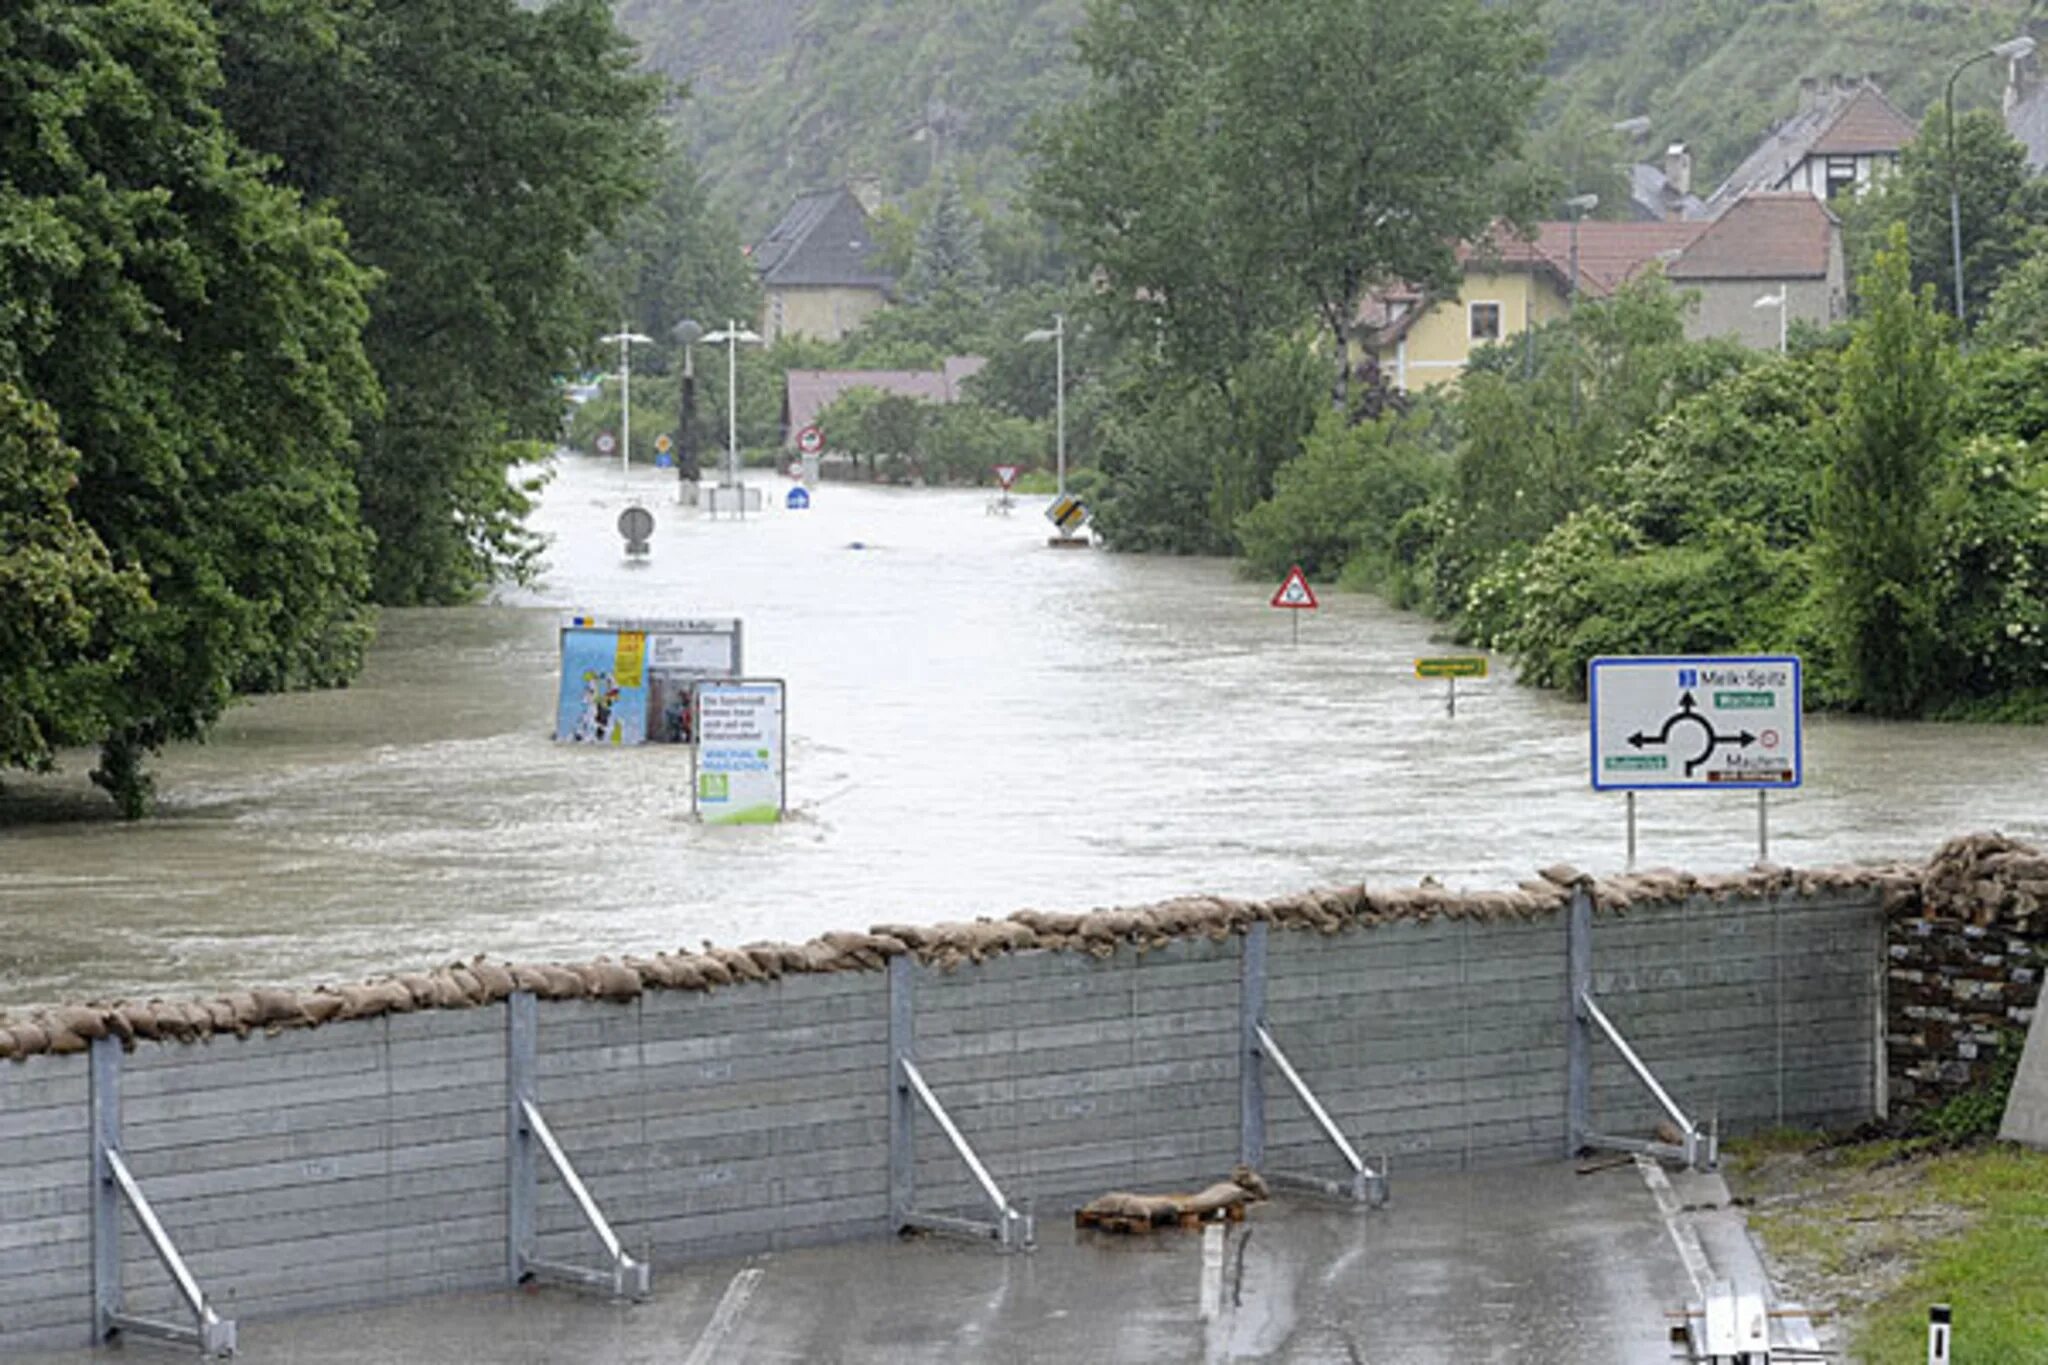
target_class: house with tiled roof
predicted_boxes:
[1667,194,1846,348]
[751,188,896,344]
[1359,219,1705,390]
[1704,76,1917,215]
[1358,193,1844,389]
[782,357,987,446]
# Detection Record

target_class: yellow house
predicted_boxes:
[751,188,896,344]
[1360,221,1706,391]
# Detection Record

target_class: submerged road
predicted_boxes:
[3,455,2045,1008]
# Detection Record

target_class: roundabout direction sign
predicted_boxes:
[1591,654,1802,867]
[1590,656,1802,790]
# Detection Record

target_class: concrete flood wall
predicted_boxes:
[0,884,1885,1352]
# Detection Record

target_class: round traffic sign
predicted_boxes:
[655,433,673,453]
[617,505,655,542]
[595,431,617,454]
[796,425,824,455]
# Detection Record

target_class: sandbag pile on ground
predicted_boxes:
[1077,1165,1272,1229]
[1919,831,2048,929]
[1,837,2015,1062]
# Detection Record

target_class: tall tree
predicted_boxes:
[1842,109,2046,326]
[1,0,380,813]
[903,169,991,306]
[212,0,664,603]
[1034,0,1546,412]
[1821,227,1948,717]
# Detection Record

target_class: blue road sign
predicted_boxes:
[786,487,811,510]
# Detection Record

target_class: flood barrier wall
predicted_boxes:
[0,877,1887,1352]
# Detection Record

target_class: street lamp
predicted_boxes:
[1562,193,1600,308]
[1022,314,1067,497]
[700,320,762,516]
[1754,285,1788,354]
[670,318,703,490]
[598,327,654,478]
[1946,36,2037,330]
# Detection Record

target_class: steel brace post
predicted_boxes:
[1241,924,1388,1208]
[1566,892,1717,1172]
[90,1036,237,1358]
[888,956,1034,1251]
[506,992,651,1300]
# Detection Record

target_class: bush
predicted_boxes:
[1235,408,1448,580]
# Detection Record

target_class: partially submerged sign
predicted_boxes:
[1046,493,1087,535]
[993,464,1020,490]
[693,680,786,824]
[1416,656,1487,679]
[1589,655,1802,790]
[1269,565,1317,610]
[555,616,742,745]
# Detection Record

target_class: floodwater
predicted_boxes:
[3,456,2045,1008]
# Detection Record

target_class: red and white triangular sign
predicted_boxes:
[1270,565,1317,609]
[993,464,1019,490]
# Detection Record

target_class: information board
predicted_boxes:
[1589,655,1802,791]
[555,616,742,745]
[693,680,786,824]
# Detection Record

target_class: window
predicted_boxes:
[1468,302,1502,342]
[1825,155,1857,199]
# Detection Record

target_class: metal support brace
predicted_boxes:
[1566,891,1717,1171]
[1240,924,1388,1208]
[507,992,651,1300]
[887,956,1034,1251]
[91,1037,237,1358]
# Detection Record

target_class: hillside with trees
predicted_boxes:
[619,0,2044,228]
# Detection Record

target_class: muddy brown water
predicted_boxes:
[3,455,2044,1009]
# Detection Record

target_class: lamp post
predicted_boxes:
[598,328,654,478]
[1023,314,1066,497]
[670,318,703,491]
[700,320,762,517]
[1946,36,2037,331]
[1754,285,1788,353]
[1562,194,1598,426]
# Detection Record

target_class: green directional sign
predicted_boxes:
[1415,656,1488,679]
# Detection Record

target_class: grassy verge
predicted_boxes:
[1726,1133,2048,1363]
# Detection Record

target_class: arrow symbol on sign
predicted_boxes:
[1678,691,1697,713]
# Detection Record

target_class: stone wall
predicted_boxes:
[1884,834,2048,1109]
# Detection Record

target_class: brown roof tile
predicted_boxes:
[1809,86,1920,155]
[1460,220,1706,297]
[1666,193,1836,281]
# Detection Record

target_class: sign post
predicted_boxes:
[1414,655,1487,716]
[1269,565,1317,645]
[1589,655,1802,868]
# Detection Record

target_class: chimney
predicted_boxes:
[1798,76,1819,111]
[1663,143,1692,200]
[848,177,883,216]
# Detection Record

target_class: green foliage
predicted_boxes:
[3,0,380,813]
[903,169,990,306]
[1236,410,1448,581]
[1977,248,2048,351]
[582,134,760,364]
[1930,435,2048,710]
[212,0,665,604]
[806,387,1043,484]
[0,386,151,780]
[1840,109,2047,325]
[1034,0,1544,410]
[1820,227,1949,717]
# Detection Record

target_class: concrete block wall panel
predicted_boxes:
[1585,891,1883,1139]
[0,1052,92,1350]
[907,939,1244,1217]
[113,1009,508,1326]
[1264,917,1570,1175]
[529,973,892,1266]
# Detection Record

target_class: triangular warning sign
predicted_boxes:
[1270,565,1317,609]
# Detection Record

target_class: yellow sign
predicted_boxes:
[655,433,673,453]
[615,632,647,687]
[1046,493,1087,533]
[1415,656,1487,679]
